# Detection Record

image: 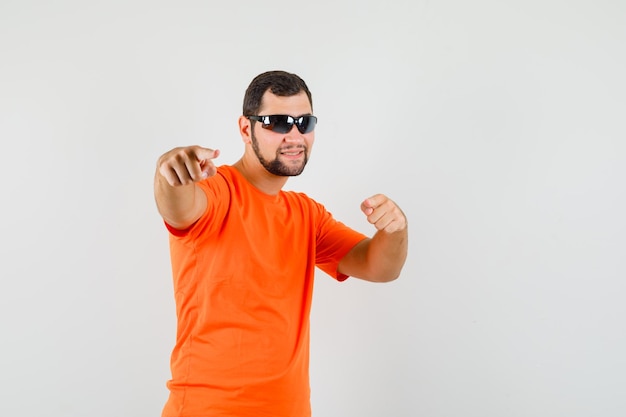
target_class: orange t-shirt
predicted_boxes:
[162,165,366,417]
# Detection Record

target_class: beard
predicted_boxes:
[250,130,309,176]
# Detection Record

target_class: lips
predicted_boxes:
[279,147,305,157]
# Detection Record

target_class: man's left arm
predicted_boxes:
[337,194,408,282]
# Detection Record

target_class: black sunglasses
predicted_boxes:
[247,114,317,134]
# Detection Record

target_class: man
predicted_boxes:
[154,70,408,417]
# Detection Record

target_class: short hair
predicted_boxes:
[242,70,313,116]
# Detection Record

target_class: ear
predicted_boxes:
[238,115,252,144]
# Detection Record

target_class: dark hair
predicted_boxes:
[242,70,313,116]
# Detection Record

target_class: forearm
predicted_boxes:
[339,227,408,282]
[361,227,408,282]
[367,228,408,281]
[154,171,205,230]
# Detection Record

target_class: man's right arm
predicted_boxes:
[154,146,220,230]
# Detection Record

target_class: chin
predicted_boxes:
[263,158,308,177]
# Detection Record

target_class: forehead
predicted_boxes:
[258,91,312,115]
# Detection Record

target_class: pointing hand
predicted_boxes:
[360,194,407,233]
[157,146,220,187]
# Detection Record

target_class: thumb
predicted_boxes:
[360,198,374,216]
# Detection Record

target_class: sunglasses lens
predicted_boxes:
[297,116,317,134]
[259,116,291,133]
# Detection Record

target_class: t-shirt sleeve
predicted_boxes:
[314,203,367,281]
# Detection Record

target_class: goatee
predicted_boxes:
[251,131,309,177]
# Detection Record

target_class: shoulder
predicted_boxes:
[282,189,319,207]
[281,190,333,220]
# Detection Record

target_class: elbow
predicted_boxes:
[381,272,401,283]
[368,269,402,283]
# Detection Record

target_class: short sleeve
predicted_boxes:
[314,203,367,281]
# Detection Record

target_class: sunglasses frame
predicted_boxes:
[247,114,318,134]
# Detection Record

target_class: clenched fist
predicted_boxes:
[361,194,407,233]
[157,146,220,187]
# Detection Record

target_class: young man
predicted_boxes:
[154,70,408,416]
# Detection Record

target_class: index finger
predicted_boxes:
[196,147,220,162]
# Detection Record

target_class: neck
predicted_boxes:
[233,157,288,196]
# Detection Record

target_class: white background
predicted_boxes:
[1,1,625,416]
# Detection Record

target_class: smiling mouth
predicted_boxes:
[279,147,306,157]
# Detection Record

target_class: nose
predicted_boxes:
[284,124,305,142]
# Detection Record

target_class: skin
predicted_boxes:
[154,90,408,282]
